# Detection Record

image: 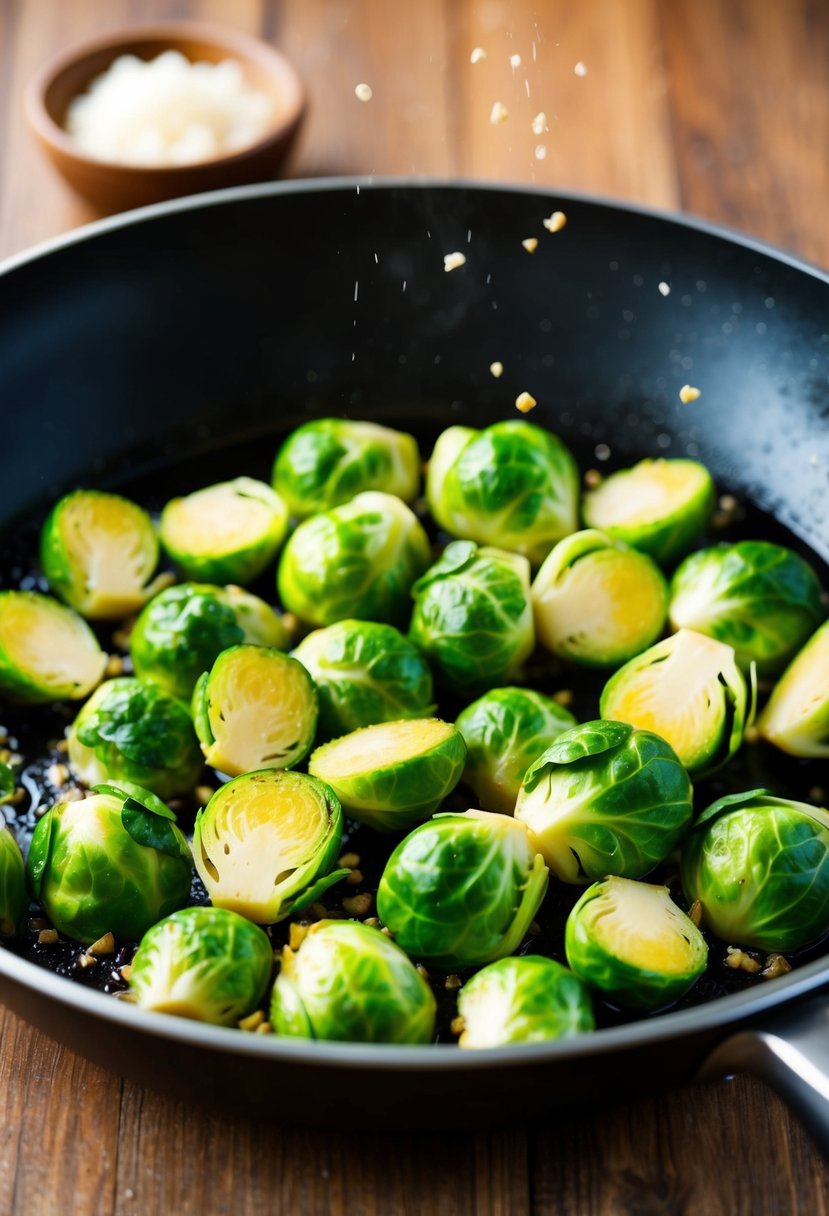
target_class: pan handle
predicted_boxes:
[699,992,829,1156]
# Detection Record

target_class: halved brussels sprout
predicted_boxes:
[377,810,548,969]
[160,477,289,585]
[531,529,668,667]
[193,769,347,924]
[192,644,318,776]
[681,789,829,952]
[565,876,708,1011]
[271,919,436,1044]
[273,418,421,518]
[277,492,430,628]
[455,687,577,815]
[308,718,466,832]
[409,541,535,698]
[68,677,203,798]
[0,824,26,937]
[131,583,288,700]
[26,782,192,945]
[130,906,273,1025]
[426,420,579,565]
[515,720,693,883]
[757,620,829,758]
[0,591,106,703]
[669,541,825,675]
[40,489,166,619]
[456,955,594,1048]
[600,628,753,776]
[292,620,435,742]
[582,458,715,566]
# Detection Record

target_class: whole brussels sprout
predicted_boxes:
[531,530,668,667]
[582,458,715,567]
[292,620,434,741]
[515,720,693,883]
[377,810,548,969]
[273,418,421,518]
[308,718,466,832]
[681,789,829,952]
[40,489,167,619]
[0,824,26,938]
[456,956,594,1048]
[193,769,347,924]
[565,876,708,1012]
[26,782,192,945]
[271,920,436,1044]
[130,906,273,1025]
[455,687,577,815]
[669,541,825,675]
[277,492,430,628]
[0,591,106,704]
[192,645,318,777]
[426,420,579,565]
[600,628,753,777]
[68,677,203,799]
[758,620,829,758]
[160,477,289,586]
[130,583,288,700]
[409,541,534,698]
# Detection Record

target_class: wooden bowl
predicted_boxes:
[25,23,306,213]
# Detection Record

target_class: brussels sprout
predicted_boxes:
[757,620,829,758]
[669,541,825,675]
[292,620,435,741]
[377,810,548,969]
[456,955,594,1048]
[308,718,466,832]
[600,628,753,776]
[455,687,577,815]
[0,824,26,937]
[408,541,534,698]
[68,677,203,798]
[193,769,346,923]
[160,477,289,585]
[26,782,192,945]
[40,489,166,619]
[271,920,436,1044]
[565,876,708,1012]
[277,492,430,628]
[273,418,421,518]
[426,420,579,565]
[531,530,668,667]
[515,720,693,883]
[130,906,273,1025]
[130,582,288,700]
[681,789,829,952]
[582,458,715,566]
[0,591,106,704]
[192,645,318,776]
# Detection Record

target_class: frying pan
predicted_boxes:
[1,179,829,1144]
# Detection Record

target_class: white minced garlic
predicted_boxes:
[521,237,538,253]
[679,384,701,404]
[470,47,487,64]
[355,82,373,102]
[490,101,510,125]
[490,361,504,378]
[515,391,537,413]
[543,211,567,233]
[65,50,277,167]
[444,251,467,272]
[531,111,548,134]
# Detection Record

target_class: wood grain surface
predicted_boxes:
[2,1,829,1212]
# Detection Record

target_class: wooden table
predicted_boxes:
[2,1,828,1211]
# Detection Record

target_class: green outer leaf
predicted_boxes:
[0,762,14,800]
[0,825,27,936]
[190,672,214,747]
[25,809,56,898]
[522,719,632,787]
[457,956,594,1048]
[92,781,177,821]
[121,802,189,859]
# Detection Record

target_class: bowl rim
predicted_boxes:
[24,19,306,176]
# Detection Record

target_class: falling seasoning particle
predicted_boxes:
[521,238,538,253]
[531,111,548,135]
[535,144,547,160]
[574,61,587,76]
[490,361,504,378]
[490,101,510,125]
[444,251,467,272]
[515,391,537,413]
[510,53,522,68]
[658,281,671,297]
[543,210,567,233]
[355,83,373,102]
[594,443,611,462]
[679,384,701,404]
[470,47,487,64]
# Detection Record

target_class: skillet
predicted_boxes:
[1,178,829,1143]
